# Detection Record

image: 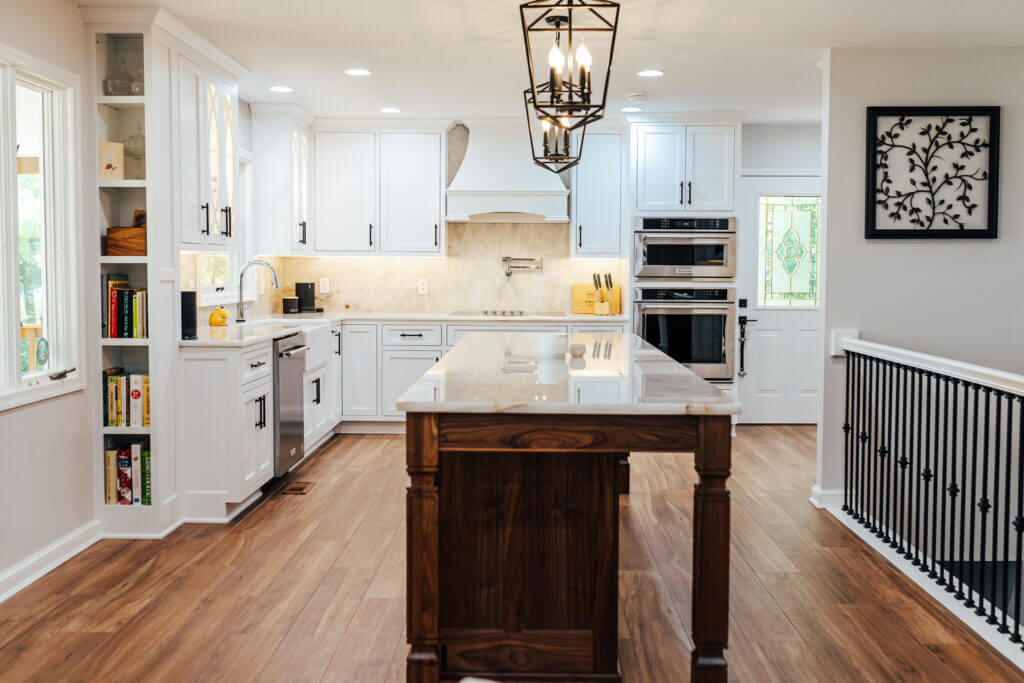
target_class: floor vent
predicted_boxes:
[282,481,316,495]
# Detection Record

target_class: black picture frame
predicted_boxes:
[865,106,1000,239]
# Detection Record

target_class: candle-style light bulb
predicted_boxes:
[548,40,564,102]
[559,117,570,156]
[576,41,592,102]
[541,119,551,157]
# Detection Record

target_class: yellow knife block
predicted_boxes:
[572,284,622,315]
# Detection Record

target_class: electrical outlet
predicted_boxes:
[319,277,330,294]
[417,278,429,295]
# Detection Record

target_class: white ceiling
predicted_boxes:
[79,0,1024,123]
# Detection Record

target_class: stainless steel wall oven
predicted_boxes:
[633,284,736,380]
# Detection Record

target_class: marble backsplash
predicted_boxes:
[253,222,626,316]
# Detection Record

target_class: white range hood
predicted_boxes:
[446,119,569,223]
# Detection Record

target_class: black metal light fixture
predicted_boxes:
[523,87,586,173]
[519,0,620,132]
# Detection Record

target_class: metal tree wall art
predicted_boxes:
[865,106,1000,239]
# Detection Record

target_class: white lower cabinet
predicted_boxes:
[342,324,378,417]
[234,380,274,502]
[381,349,441,416]
[303,365,330,447]
[571,378,624,405]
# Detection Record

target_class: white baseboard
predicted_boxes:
[0,519,101,604]
[338,421,405,434]
[827,506,1024,672]
[809,485,843,508]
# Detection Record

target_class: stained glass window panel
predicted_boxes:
[757,195,821,308]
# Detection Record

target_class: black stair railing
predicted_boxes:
[842,344,1024,648]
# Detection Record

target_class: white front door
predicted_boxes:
[736,175,824,423]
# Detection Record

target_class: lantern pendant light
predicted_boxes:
[519,0,620,132]
[523,87,586,174]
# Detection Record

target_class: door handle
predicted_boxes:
[201,203,210,235]
[279,345,309,358]
[737,316,757,378]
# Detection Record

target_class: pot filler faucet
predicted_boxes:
[237,259,279,323]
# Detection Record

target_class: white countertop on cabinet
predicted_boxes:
[396,332,741,416]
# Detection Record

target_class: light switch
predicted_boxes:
[418,279,429,295]
[320,277,330,294]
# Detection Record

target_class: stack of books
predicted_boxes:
[102,273,148,338]
[103,367,150,427]
[103,443,151,505]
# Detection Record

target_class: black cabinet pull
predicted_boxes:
[298,220,307,245]
[313,378,321,405]
[434,224,438,247]
[335,330,341,356]
[221,206,231,236]
[399,333,423,338]
[687,181,693,205]
[261,395,267,428]
[369,223,373,247]
[679,181,684,204]
[201,203,210,235]
[578,224,582,248]
[249,360,265,368]
[227,206,233,236]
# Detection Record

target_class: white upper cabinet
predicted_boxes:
[315,132,376,252]
[176,56,240,246]
[177,55,206,245]
[572,132,622,256]
[635,125,686,212]
[251,105,313,254]
[685,125,735,211]
[379,132,442,253]
[634,123,735,213]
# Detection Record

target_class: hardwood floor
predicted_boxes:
[1,425,1020,681]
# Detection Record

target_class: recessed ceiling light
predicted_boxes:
[636,69,665,78]
[269,85,293,93]
[621,106,643,113]
[344,68,372,77]
[380,107,401,114]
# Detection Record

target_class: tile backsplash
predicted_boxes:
[254,222,626,316]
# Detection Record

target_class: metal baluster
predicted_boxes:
[986,390,1003,625]
[922,371,933,573]
[938,376,950,586]
[882,361,893,543]
[1000,393,1013,633]
[1012,396,1024,644]
[843,351,853,513]
[857,354,869,523]
[917,368,925,565]
[958,384,975,603]
[966,385,982,609]
[889,363,903,550]
[899,364,911,555]
[946,379,961,594]
[872,358,880,532]
[977,388,992,617]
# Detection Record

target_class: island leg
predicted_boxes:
[690,416,731,683]
[407,413,440,683]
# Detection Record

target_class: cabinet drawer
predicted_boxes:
[241,345,273,385]
[381,323,443,346]
[447,324,568,346]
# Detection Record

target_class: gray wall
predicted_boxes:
[0,0,94,582]
[741,122,822,172]
[817,47,1024,494]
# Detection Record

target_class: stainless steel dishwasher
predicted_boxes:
[274,332,307,476]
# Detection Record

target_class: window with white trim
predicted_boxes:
[0,47,81,410]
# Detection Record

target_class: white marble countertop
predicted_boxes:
[395,332,741,416]
[178,312,629,347]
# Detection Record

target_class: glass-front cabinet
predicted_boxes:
[178,60,239,248]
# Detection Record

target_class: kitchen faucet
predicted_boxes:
[236,259,279,323]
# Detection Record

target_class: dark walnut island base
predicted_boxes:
[397,333,740,683]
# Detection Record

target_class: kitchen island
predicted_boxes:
[397,332,741,682]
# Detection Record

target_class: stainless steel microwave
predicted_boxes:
[633,217,737,279]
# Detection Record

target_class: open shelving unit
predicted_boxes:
[86,17,177,538]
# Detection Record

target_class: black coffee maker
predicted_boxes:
[295,282,316,312]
